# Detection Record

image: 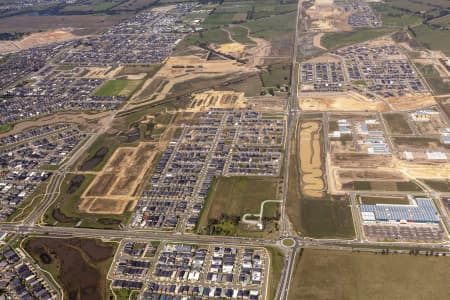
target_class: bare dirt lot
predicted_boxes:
[82,66,124,79]
[79,143,156,214]
[212,42,246,56]
[129,53,256,107]
[306,4,351,32]
[387,94,436,111]
[414,113,447,135]
[299,92,387,111]
[0,29,78,54]
[299,121,325,198]
[188,90,247,111]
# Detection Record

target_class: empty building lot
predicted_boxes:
[78,143,157,215]
[289,249,450,300]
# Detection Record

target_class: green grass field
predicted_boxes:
[197,176,279,236]
[245,11,297,40]
[286,124,354,238]
[266,246,285,300]
[0,123,11,132]
[371,2,424,27]
[180,28,231,46]
[203,176,278,218]
[94,79,141,97]
[321,27,396,49]
[381,0,446,12]
[359,195,410,205]
[298,198,355,238]
[422,179,450,192]
[411,24,450,56]
[352,181,422,192]
[289,249,450,300]
[43,173,130,229]
[77,134,120,172]
[383,113,413,134]
[260,63,291,88]
[221,74,264,96]
[430,14,450,29]
[229,26,255,44]
[415,63,450,95]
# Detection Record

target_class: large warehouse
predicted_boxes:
[360,197,439,223]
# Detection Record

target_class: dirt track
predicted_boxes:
[299,121,325,198]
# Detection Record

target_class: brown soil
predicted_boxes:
[299,92,387,111]
[79,143,156,214]
[387,94,436,111]
[299,121,325,198]
[0,29,78,54]
[86,173,117,196]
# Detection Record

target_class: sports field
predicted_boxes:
[94,79,141,97]
[289,249,450,300]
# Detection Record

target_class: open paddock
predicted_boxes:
[335,169,407,190]
[344,180,422,192]
[383,113,413,135]
[332,153,392,168]
[359,195,410,205]
[289,249,450,300]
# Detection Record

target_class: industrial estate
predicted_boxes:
[0,0,449,299]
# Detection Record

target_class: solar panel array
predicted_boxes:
[360,198,439,223]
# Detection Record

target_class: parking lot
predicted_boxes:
[364,223,446,242]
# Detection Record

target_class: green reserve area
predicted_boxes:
[94,79,141,97]
[289,249,450,300]
[197,176,279,236]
